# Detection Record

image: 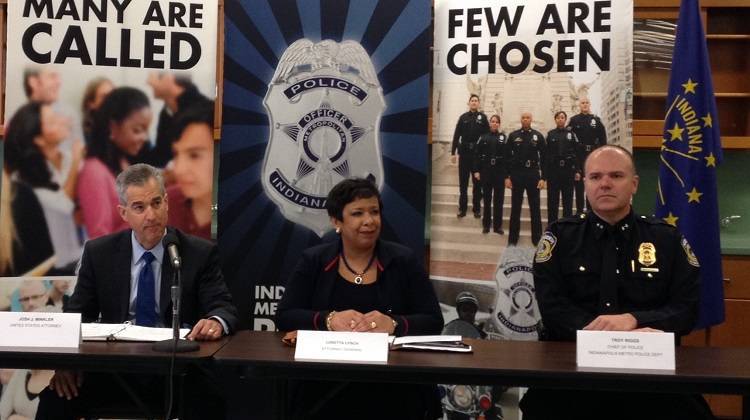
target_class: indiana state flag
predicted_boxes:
[655,0,724,328]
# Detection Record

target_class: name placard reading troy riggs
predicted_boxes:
[0,312,82,348]
[294,330,389,364]
[576,330,675,370]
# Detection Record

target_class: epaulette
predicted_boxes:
[552,213,586,226]
[637,214,675,228]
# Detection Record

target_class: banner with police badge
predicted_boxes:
[219,0,431,330]
[430,0,633,338]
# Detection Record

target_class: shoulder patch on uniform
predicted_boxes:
[535,232,557,263]
[681,237,700,267]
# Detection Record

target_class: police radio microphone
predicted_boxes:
[163,232,181,269]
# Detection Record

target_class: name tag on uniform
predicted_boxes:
[576,330,675,370]
[0,312,81,348]
[295,330,388,364]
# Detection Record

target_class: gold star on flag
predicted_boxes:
[663,212,679,227]
[667,123,684,141]
[702,113,712,127]
[686,187,703,203]
[705,153,716,167]
[682,78,698,94]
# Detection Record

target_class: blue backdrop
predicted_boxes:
[218,0,431,329]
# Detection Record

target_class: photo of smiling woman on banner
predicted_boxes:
[1,0,220,284]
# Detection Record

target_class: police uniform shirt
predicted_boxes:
[451,111,490,155]
[568,113,606,154]
[473,131,507,174]
[545,128,580,175]
[532,210,701,342]
[507,128,546,179]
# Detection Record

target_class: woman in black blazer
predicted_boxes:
[277,178,443,420]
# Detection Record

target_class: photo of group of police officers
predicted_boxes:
[450,94,607,246]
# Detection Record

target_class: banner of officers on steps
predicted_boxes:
[450,94,606,247]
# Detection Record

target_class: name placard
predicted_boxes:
[294,330,388,364]
[0,312,81,348]
[577,330,675,370]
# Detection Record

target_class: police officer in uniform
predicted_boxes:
[520,145,714,420]
[545,111,580,224]
[473,114,508,234]
[568,97,606,214]
[451,94,489,218]
[506,112,545,246]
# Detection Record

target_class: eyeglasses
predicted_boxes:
[127,196,164,214]
[19,293,46,303]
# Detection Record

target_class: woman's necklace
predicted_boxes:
[340,248,376,285]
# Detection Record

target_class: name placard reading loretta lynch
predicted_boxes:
[294,330,389,364]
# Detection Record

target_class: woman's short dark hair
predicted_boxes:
[89,87,150,175]
[554,110,567,119]
[3,102,58,190]
[326,178,382,221]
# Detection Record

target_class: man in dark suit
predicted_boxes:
[36,163,238,420]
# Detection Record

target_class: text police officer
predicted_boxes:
[451,94,489,218]
[506,111,546,246]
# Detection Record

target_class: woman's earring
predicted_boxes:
[335,227,341,234]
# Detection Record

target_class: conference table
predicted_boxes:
[0,338,228,372]
[214,331,750,419]
[0,338,229,418]
[2,332,750,418]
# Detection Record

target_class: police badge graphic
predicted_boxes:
[262,39,386,236]
[488,246,541,341]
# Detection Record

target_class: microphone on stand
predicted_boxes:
[153,232,199,352]
[166,234,181,269]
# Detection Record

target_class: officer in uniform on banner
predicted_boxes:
[568,97,606,214]
[506,112,545,247]
[521,145,714,419]
[473,114,508,234]
[451,94,489,219]
[545,111,580,224]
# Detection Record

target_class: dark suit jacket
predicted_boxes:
[66,227,238,332]
[276,239,443,335]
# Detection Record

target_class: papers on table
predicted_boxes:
[390,335,472,353]
[81,323,189,342]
